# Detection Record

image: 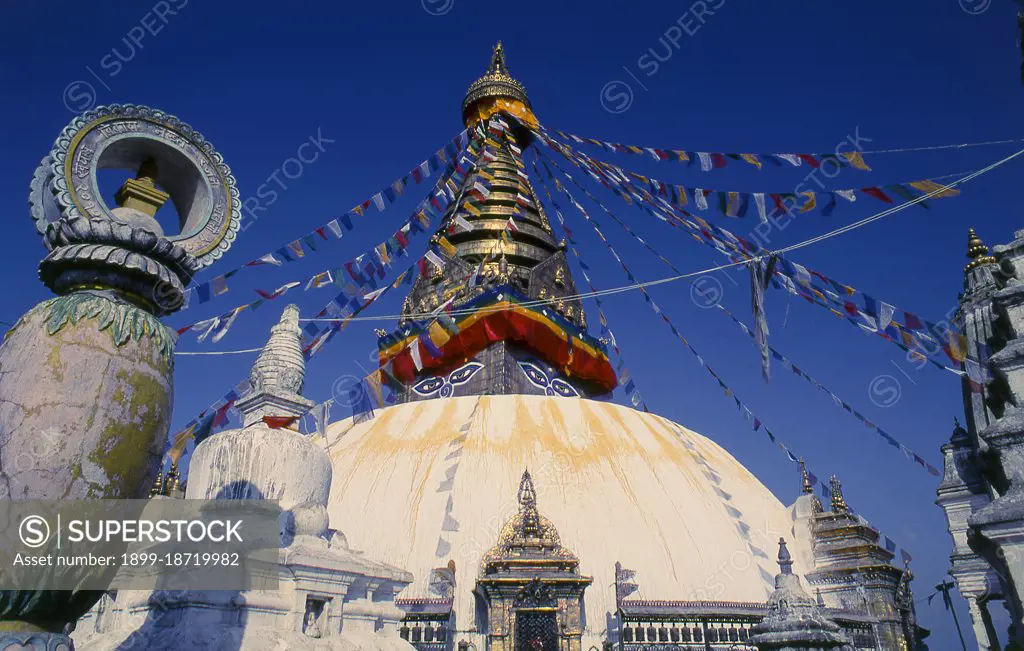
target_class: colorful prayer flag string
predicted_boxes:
[538,149,940,477]
[518,116,970,377]
[173,126,491,344]
[181,125,476,310]
[163,117,517,463]
[533,160,810,472]
[608,167,960,221]
[549,127,874,172]
[527,157,649,412]
[536,157,920,567]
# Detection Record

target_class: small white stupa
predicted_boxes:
[75,305,415,651]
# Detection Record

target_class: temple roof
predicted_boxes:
[481,469,577,566]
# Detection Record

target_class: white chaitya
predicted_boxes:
[74,306,415,651]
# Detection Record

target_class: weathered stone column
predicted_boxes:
[748,538,852,651]
[0,105,239,648]
[969,270,1024,647]
[966,598,1002,650]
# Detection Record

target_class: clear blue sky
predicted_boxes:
[2,1,1022,646]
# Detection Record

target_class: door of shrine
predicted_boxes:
[514,611,558,651]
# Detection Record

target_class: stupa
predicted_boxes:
[74,306,415,651]
[324,44,925,651]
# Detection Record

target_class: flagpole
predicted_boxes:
[936,579,968,651]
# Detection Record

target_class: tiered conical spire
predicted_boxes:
[235,304,314,427]
[965,228,997,275]
[387,44,613,403]
[441,139,560,277]
[829,475,849,513]
[799,459,813,495]
[749,539,852,649]
[518,469,541,537]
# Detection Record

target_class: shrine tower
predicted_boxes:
[379,42,615,402]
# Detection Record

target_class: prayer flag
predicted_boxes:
[861,187,892,203]
[741,154,762,169]
[909,179,959,198]
[263,415,300,430]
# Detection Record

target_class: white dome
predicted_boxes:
[325,395,812,640]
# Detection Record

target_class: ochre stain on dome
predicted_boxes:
[325,395,808,640]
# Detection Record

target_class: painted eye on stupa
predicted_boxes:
[448,362,484,386]
[550,379,580,398]
[517,362,549,389]
[412,377,445,396]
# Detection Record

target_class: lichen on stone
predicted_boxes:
[36,291,174,362]
[86,369,167,498]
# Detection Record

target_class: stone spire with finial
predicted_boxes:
[799,459,813,495]
[748,538,853,650]
[829,475,849,513]
[164,463,180,497]
[518,469,541,537]
[234,304,314,427]
[149,468,165,498]
[965,228,997,275]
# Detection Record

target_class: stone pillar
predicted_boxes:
[969,278,1024,647]
[966,598,1001,650]
[0,105,240,647]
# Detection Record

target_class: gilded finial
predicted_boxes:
[829,475,849,513]
[149,469,165,497]
[965,228,996,274]
[518,469,537,509]
[799,459,813,495]
[490,41,507,75]
[517,469,540,536]
[462,42,535,128]
[165,463,180,497]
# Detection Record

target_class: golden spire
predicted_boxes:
[829,475,849,513]
[965,228,996,275]
[462,42,538,128]
[517,469,541,537]
[799,459,813,495]
[149,469,165,497]
[490,41,508,75]
[165,462,180,497]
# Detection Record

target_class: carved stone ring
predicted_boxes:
[30,104,240,270]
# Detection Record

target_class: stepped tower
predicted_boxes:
[380,42,614,402]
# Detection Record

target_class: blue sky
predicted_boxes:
[2,1,1022,646]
